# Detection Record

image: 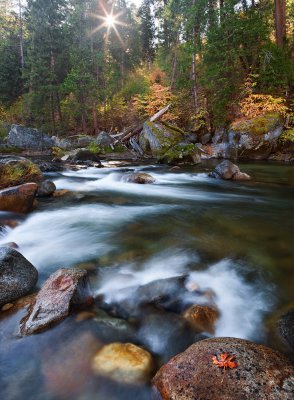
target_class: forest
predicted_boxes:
[0,0,293,137]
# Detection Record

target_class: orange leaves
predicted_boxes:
[212,353,238,370]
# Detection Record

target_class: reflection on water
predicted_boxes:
[0,161,293,400]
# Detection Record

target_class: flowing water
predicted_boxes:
[0,160,293,399]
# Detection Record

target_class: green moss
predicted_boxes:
[0,145,22,154]
[87,142,101,154]
[278,129,294,143]
[0,159,42,189]
[159,143,201,164]
[51,146,65,158]
[145,121,184,156]
[231,113,282,136]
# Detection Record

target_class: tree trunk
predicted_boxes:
[18,0,24,68]
[274,0,286,47]
[191,0,198,111]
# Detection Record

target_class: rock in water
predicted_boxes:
[96,131,114,147]
[209,160,251,181]
[92,343,153,384]
[0,183,38,213]
[278,309,294,351]
[19,268,93,335]
[183,305,219,334]
[124,172,155,184]
[152,337,294,400]
[0,247,38,307]
[7,124,54,150]
[37,180,56,197]
[0,156,43,189]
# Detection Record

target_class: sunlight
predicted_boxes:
[90,3,127,47]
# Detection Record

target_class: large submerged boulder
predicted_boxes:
[0,156,43,189]
[152,337,294,400]
[124,172,155,184]
[7,124,54,151]
[0,247,38,307]
[0,183,38,213]
[19,268,93,335]
[92,342,154,384]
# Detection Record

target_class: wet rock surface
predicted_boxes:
[19,268,93,335]
[92,342,154,384]
[152,337,294,400]
[209,160,251,181]
[183,305,219,334]
[37,180,56,197]
[0,183,38,213]
[0,247,38,307]
[279,309,294,352]
[124,172,155,184]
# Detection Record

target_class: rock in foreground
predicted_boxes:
[152,337,294,400]
[209,160,251,181]
[92,342,153,384]
[0,183,38,213]
[279,309,294,352]
[0,247,38,307]
[37,180,56,197]
[19,268,93,335]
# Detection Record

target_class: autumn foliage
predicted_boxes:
[212,353,238,370]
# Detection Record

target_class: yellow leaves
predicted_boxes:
[240,93,288,119]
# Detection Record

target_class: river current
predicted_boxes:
[0,160,293,399]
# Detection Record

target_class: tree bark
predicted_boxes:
[18,0,24,68]
[274,0,286,47]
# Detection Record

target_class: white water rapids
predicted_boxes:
[0,164,273,341]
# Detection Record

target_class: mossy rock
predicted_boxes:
[278,128,294,144]
[159,144,201,165]
[139,121,184,157]
[0,156,43,190]
[231,113,283,136]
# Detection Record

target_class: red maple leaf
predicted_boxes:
[212,353,238,370]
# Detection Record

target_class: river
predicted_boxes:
[0,160,293,399]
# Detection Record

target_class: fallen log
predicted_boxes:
[120,104,172,143]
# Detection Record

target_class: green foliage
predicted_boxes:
[278,129,294,144]
[87,141,101,154]
[231,113,282,136]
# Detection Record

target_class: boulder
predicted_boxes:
[7,124,54,150]
[209,160,251,181]
[139,121,184,157]
[0,156,43,189]
[37,180,56,197]
[278,309,294,351]
[159,144,201,165]
[34,159,65,172]
[92,342,153,384]
[152,337,294,400]
[124,172,155,184]
[19,268,93,335]
[96,131,114,147]
[183,305,219,334]
[227,113,284,160]
[73,149,101,164]
[0,183,38,213]
[201,133,212,145]
[76,135,93,148]
[0,247,38,307]
[51,136,73,150]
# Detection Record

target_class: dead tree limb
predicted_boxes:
[119,104,172,143]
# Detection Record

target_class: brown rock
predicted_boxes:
[233,171,251,181]
[2,242,19,249]
[92,342,154,384]
[0,183,38,213]
[125,172,155,184]
[42,332,100,398]
[183,305,219,334]
[19,268,93,335]
[152,337,294,400]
